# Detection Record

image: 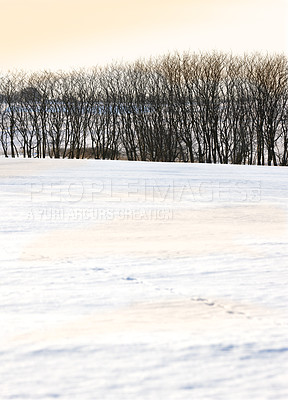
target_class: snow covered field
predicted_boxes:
[1,158,288,400]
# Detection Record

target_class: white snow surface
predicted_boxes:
[0,158,288,400]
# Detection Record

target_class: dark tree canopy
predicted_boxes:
[1,52,288,165]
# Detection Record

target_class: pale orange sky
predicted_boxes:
[0,0,287,72]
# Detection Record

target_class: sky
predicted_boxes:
[0,0,287,72]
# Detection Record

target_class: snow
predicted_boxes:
[0,158,288,399]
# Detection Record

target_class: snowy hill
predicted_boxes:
[1,159,288,399]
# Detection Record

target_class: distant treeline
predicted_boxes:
[1,52,288,165]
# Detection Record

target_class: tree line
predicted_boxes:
[1,52,288,165]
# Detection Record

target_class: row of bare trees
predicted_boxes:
[1,52,288,165]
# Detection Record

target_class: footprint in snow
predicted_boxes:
[122,277,142,284]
